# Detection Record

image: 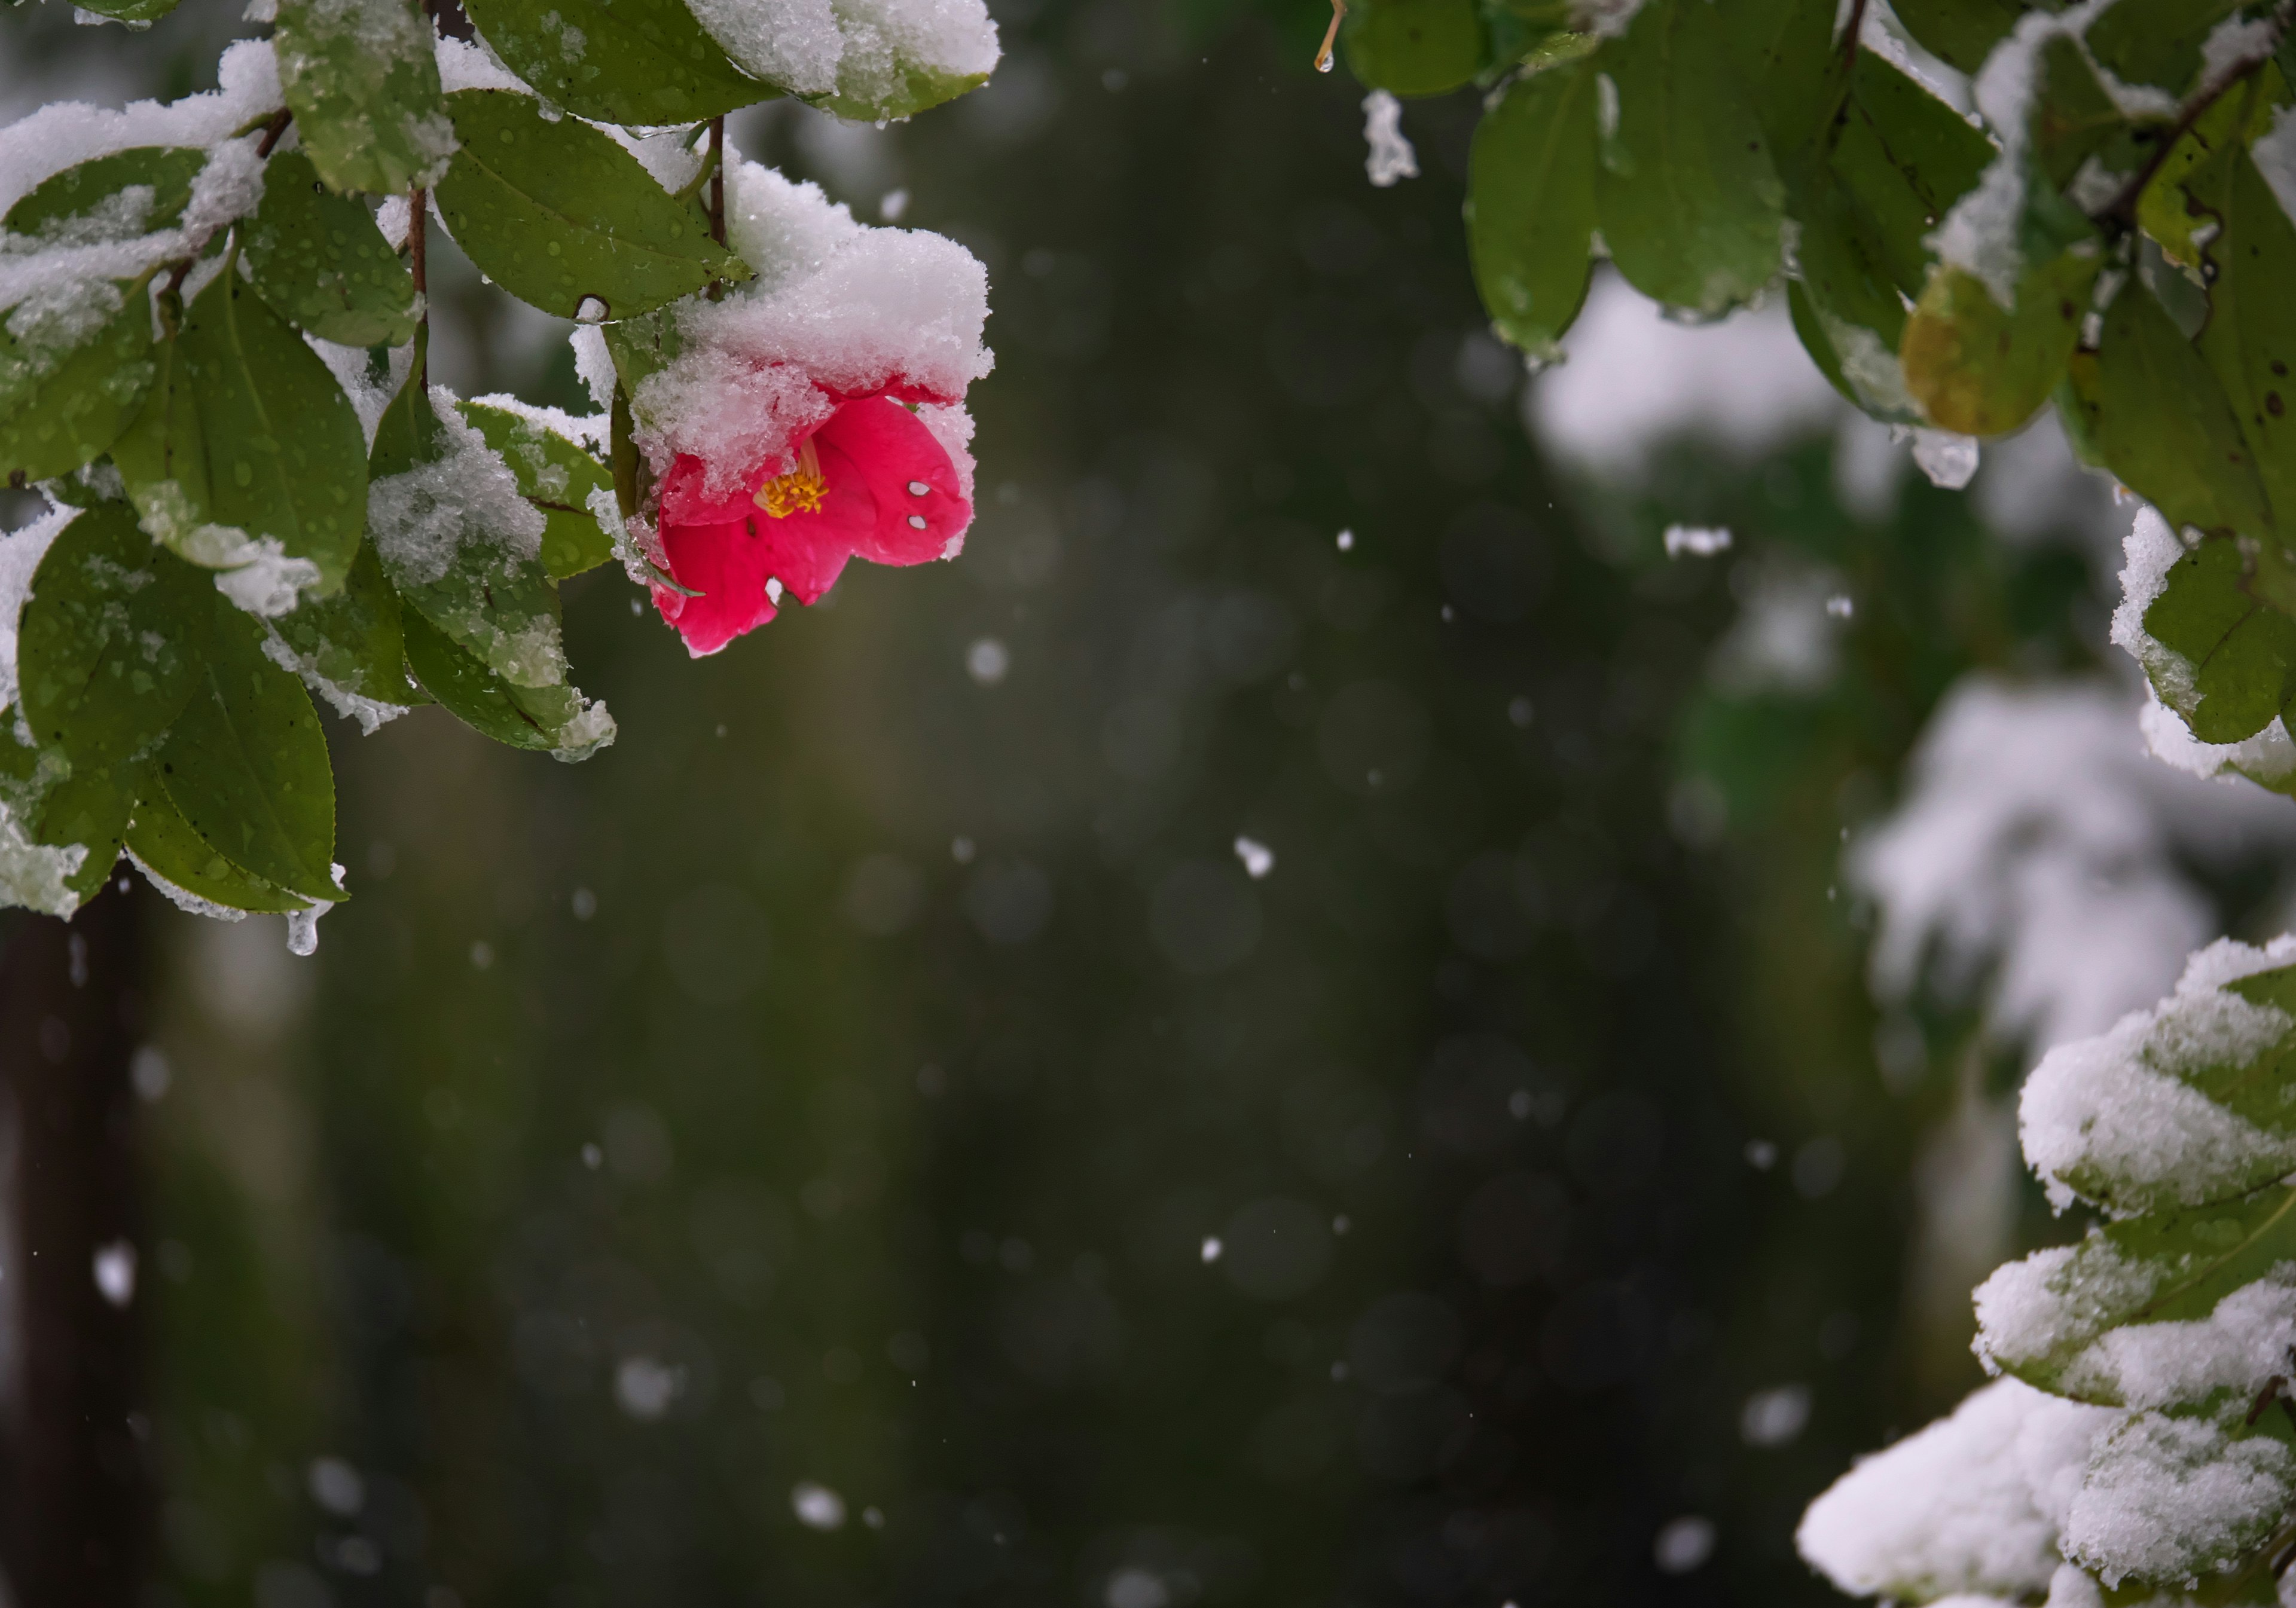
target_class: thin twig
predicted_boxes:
[254,106,292,158]
[410,186,428,386]
[1314,0,1345,73]
[2092,42,2280,228]
[705,115,728,302]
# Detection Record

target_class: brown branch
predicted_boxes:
[2092,42,2280,229]
[254,106,292,157]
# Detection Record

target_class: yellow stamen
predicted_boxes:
[755,436,827,518]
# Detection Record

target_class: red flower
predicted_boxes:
[651,388,971,656]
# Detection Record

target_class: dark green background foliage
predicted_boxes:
[2,0,2286,1605]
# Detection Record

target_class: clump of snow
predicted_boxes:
[1663,524,1731,558]
[1850,675,2296,1063]
[127,479,325,617]
[128,846,251,922]
[1797,1378,2115,1602]
[1973,1234,2167,1381]
[283,865,344,955]
[683,0,999,111]
[2109,507,2195,713]
[2018,936,2296,1215]
[433,32,530,95]
[2253,105,2296,224]
[368,387,547,589]
[259,631,409,735]
[1912,429,1979,489]
[2062,1411,2296,1586]
[570,324,616,414]
[628,158,990,499]
[309,337,416,450]
[2058,1269,2296,1413]
[1361,91,1417,187]
[0,500,72,720]
[1928,12,2053,308]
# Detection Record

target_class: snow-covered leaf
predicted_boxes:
[1,146,207,237]
[2129,534,2296,745]
[274,0,457,195]
[0,287,155,484]
[370,374,613,759]
[265,537,422,726]
[402,606,613,759]
[457,398,615,577]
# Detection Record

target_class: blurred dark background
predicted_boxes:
[0,2,2218,1605]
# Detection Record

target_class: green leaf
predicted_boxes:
[1884,0,2026,75]
[2031,33,2129,190]
[456,399,615,577]
[1341,0,1486,96]
[242,149,419,348]
[126,779,310,914]
[1474,0,1575,80]
[1901,246,2099,437]
[1592,0,1786,319]
[1982,1183,2296,1401]
[274,0,456,195]
[2063,277,2272,538]
[155,607,338,903]
[2087,0,2249,100]
[1,146,206,236]
[265,537,423,720]
[434,90,748,321]
[1466,59,1596,362]
[1788,173,1918,417]
[111,273,369,606]
[462,0,769,125]
[2134,534,2296,744]
[1830,49,1995,299]
[2136,72,2278,273]
[0,286,156,484]
[2200,152,2296,534]
[1720,0,1840,164]
[17,501,209,772]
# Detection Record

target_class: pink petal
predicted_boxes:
[655,516,778,657]
[748,473,867,606]
[814,397,971,566]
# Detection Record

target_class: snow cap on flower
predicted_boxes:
[629,160,992,502]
